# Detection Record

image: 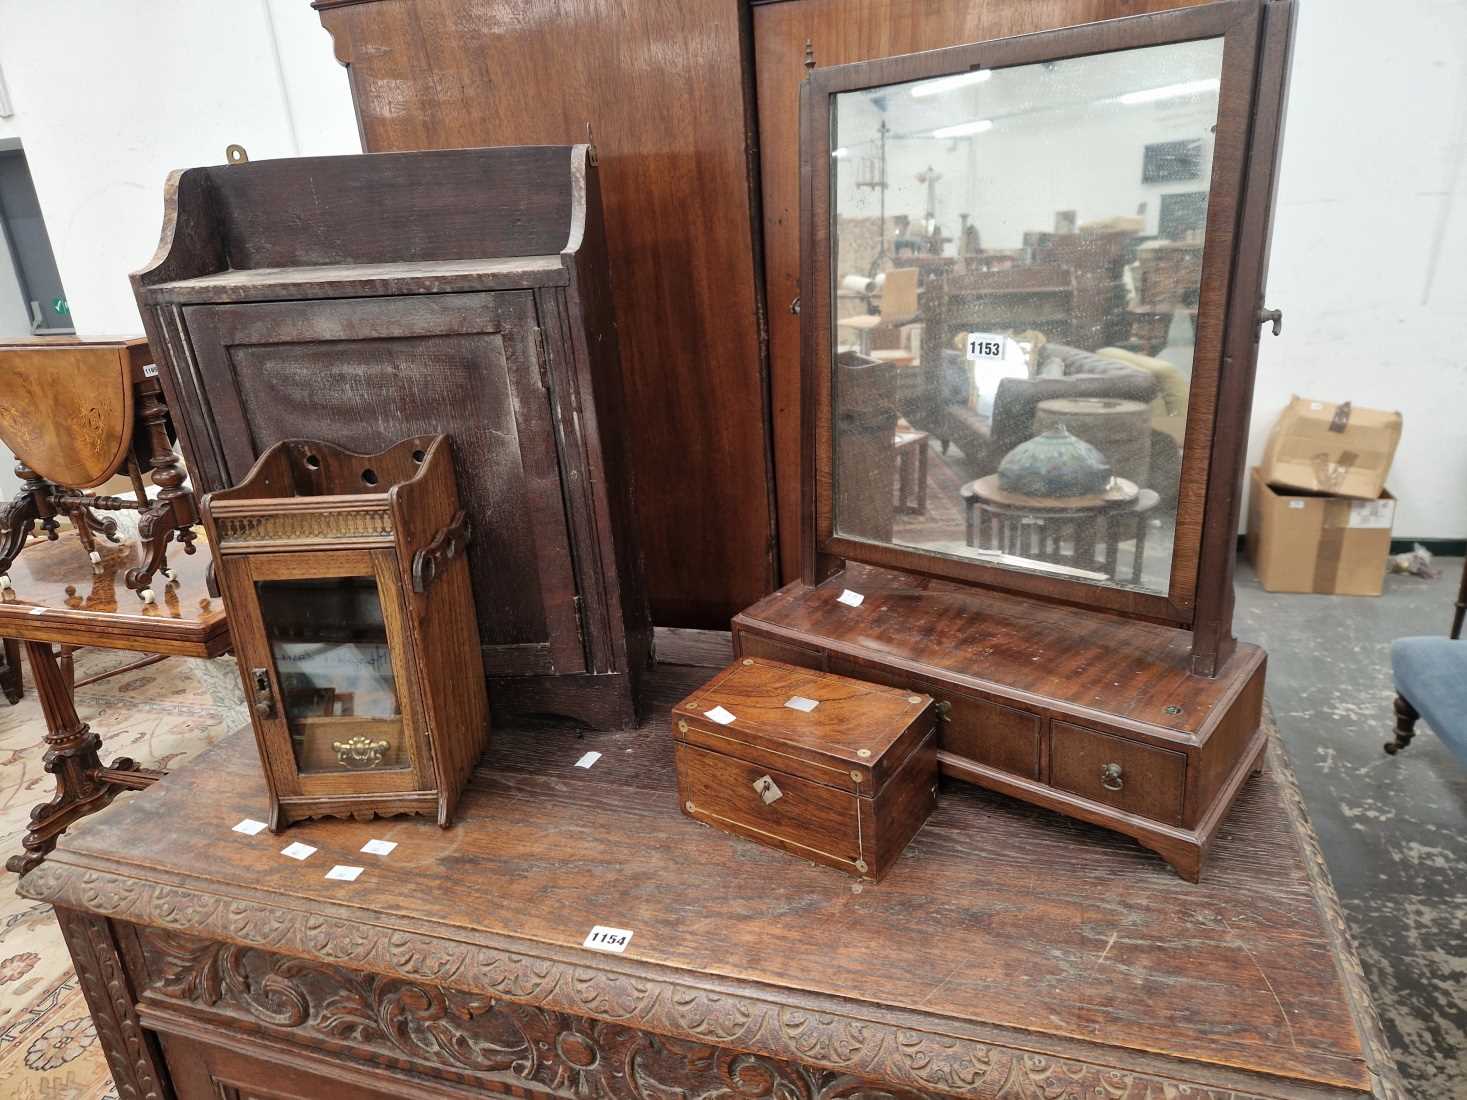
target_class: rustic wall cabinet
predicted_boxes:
[133,144,652,730]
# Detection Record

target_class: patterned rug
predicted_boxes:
[0,645,245,1099]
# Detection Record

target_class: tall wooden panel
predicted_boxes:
[751,0,1209,581]
[315,0,776,628]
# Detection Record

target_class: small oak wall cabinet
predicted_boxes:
[202,436,486,829]
[736,0,1296,881]
[133,144,651,730]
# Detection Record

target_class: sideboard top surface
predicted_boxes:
[24,664,1387,1098]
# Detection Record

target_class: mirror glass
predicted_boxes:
[831,38,1224,594]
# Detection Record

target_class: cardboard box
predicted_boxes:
[1259,396,1402,500]
[1247,468,1396,596]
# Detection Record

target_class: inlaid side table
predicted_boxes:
[1,527,229,874]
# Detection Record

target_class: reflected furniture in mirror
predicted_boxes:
[736,0,1295,880]
[201,435,487,830]
[0,337,199,602]
[133,145,651,731]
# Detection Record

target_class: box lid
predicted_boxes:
[672,658,933,795]
[1259,396,1402,500]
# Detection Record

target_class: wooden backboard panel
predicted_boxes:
[316,0,777,628]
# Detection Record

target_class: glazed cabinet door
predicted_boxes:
[218,549,430,803]
[185,291,586,677]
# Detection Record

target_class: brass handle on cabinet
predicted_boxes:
[1100,763,1124,791]
[250,667,275,720]
[334,736,390,769]
[1258,307,1283,336]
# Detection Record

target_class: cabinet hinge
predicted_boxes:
[534,327,551,390]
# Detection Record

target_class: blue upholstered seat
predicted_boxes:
[1392,636,1467,763]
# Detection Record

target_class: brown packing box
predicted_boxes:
[1247,468,1396,596]
[1259,396,1402,500]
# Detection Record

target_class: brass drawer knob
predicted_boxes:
[334,736,390,769]
[1100,762,1124,791]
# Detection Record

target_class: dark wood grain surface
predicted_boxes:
[27,662,1394,1096]
[316,0,776,627]
[674,656,932,786]
[0,527,227,657]
[133,145,651,729]
[740,563,1252,736]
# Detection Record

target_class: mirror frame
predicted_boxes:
[799,0,1292,661]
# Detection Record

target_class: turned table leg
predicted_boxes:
[5,641,159,875]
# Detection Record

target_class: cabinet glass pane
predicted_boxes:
[831,37,1224,595]
[255,577,408,775]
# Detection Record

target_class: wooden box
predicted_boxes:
[201,435,488,830]
[133,145,651,730]
[734,564,1267,882]
[672,658,938,879]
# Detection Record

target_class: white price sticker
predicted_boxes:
[704,705,736,726]
[1288,500,1306,510]
[143,363,160,377]
[280,842,317,861]
[1348,499,1396,529]
[28,606,45,616]
[583,925,634,954]
[575,751,602,768]
[232,818,268,836]
[965,332,1007,361]
[360,839,397,856]
[325,865,363,882]
[784,696,819,713]
[836,589,865,607]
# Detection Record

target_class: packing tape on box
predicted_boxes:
[1313,522,1345,594]
[1309,450,1358,494]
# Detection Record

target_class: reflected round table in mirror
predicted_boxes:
[960,475,1160,586]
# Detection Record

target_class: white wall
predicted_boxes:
[1246,0,1467,540]
[0,0,359,337]
[0,0,359,494]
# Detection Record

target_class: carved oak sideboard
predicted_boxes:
[22,665,1401,1100]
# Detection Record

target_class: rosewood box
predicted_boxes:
[672,658,937,879]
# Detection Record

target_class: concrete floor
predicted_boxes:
[1234,556,1467,1097]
